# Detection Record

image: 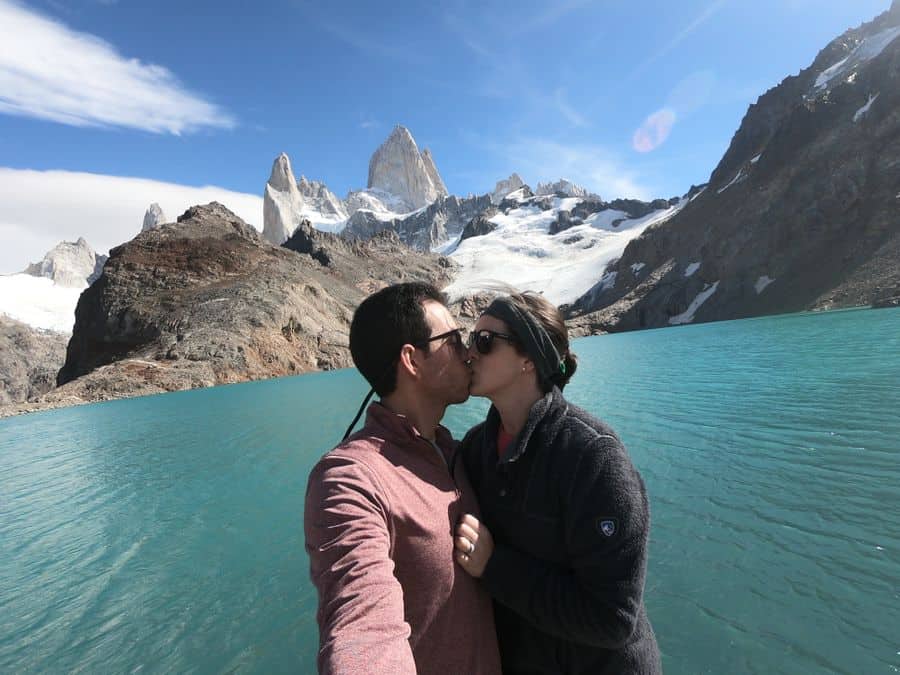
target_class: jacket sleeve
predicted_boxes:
[304,453,416,674]
[481,433,650,649]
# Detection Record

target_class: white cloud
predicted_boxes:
[492,138,652,200]
[633,108,677,153]
[0,0,235,133]
[0,168,262,273]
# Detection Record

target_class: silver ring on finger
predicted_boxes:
[467,540,475,555]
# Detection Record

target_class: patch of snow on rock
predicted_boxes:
[0,274,83,333]
[444,201,684,305]
[630,262,646,274]
[583,209,631,231]
[684,262,701,277]
[755,275,775,294]
[669,281,720,326]
[853,92,880,122]
[717,169,746,194]
[815,25,900,90]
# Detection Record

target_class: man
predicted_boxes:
[304,282,501,674]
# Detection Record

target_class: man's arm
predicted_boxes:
[304,453,416,674]
[480,435,650,649]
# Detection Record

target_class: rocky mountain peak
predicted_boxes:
[297,175,348,219]
[566,3,900,333]
[24,237,104,288]
[268,152,297,192]
[263,152,304,245]
[142,203,167,231]
[535,179,599,200]
[491,173,526,205]
[367,124,448,211]
[421,148,448,195]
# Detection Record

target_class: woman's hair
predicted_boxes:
[505,290,578,392]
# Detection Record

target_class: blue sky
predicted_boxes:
[0,0,893,270]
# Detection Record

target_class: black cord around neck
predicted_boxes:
[342,387,376,441]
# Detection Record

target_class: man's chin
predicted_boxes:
[451,390,471,405]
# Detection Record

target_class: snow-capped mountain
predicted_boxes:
[262,125,449,245]
[263,153,348,244]
[343,194,493,251]
[443,190,684,305]
[367,125,448,211]
[297,175,349,220]
[23,237,106,288]
[568,0,900,332]
[1,237,106,333]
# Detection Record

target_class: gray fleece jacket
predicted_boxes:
[458,387,662,674]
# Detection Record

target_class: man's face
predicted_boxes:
[417,300,471,406]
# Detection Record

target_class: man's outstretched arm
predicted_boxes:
[304,453,415,674]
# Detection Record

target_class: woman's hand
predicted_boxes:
[454,513,494,577]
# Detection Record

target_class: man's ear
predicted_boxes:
[397,344,420,379]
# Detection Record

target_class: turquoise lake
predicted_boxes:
[1,307,898,674]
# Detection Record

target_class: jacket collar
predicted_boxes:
[486,386,566,464]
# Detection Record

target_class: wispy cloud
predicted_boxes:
[632,108,677,153]
[0,0,235,134]
[0,167,262,273]
[478,135,652,199]
[360,118,379,130]
[316,19,410,61]
[630,0,730,77]
[554,88,590,127]
[445,12,593,129]
[511,0,595,35]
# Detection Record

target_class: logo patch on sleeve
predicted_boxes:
[596,518,617,537]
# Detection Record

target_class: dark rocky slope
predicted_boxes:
[568,2,900,334]
[2,203,452,417]
[0,316,68,405]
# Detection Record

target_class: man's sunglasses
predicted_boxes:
[467,329,518,355]
[414,328,465,353]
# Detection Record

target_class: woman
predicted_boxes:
[453,291,661,674]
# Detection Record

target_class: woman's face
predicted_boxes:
[467,314,530,398]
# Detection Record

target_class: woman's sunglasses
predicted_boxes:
[468,329,518,355]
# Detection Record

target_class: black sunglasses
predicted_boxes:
[468,329,518,355]
[414,328,465,352]
[342,328,466,441]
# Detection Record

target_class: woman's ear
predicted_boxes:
[521,357,535,374]
[397,344,420,379]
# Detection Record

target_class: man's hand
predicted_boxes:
[454,513,494,577]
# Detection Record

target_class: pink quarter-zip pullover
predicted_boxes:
[304,403,501,674]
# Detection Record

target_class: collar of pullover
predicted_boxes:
[362,402,455,457]
[486,386,566,464]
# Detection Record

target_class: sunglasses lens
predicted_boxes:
[475,332,493,354]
